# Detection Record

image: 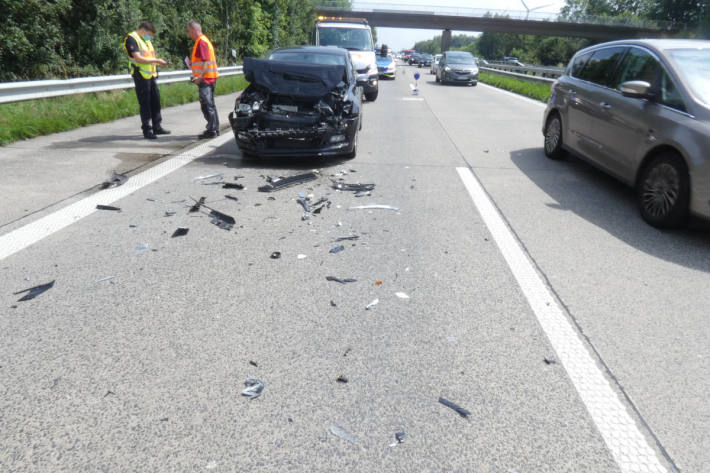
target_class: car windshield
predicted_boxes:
[448,55,476,65]
[318,27,372,51]
[268,51,346,66]
[668,48,710,105]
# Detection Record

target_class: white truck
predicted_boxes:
[315,17,379,101]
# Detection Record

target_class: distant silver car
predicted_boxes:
[431,54,442,74]
[543,39,710,228]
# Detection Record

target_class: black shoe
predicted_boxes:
[143,132,157,140]
[154,127,171,135]
[197,131,217,139]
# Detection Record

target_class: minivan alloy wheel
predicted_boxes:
[543,114,565,159]
[636,153,689,228]
[640,163,680,218]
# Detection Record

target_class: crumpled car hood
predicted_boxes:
[243,58,346,98]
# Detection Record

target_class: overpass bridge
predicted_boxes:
[317,2,678,51]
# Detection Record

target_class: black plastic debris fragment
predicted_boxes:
[249,361,258,367]
[100,172,128,189]
[326,276,357,284]
[332,181,375,192]
[343,348,351,357]
[334,236,359,242]
[395,432,406,443]
[258,171,319,192]
[330,300,337,307]
[439,397,471,418]
[270,251,281,259]
[14,280,55,302]
[543,358,557,365]
[242,378,265,398]
[209,209,235,230]
[225,195,239,201]
[223,183,244,190]
[171,227,189,238]
[164,211,176,217]
[267,196,276,201]
[104,390,116,398]
[189,196,206,213]
[96,204,121,211]
[336,374,348,383]
[330,245,345,254]
[160,417,169,422]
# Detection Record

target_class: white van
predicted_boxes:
[315,17,379,101]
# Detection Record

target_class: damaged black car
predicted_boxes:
[229,47,366,159]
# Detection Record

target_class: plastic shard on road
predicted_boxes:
[258,171,319,192]
[329,423,360,448]
[326,276,357,284]
[171,227,189,238]
[100,172,128,189]
[348,204,399,211]
[439,397,471,418]
[14,280,55,302]
[332,181,375,192]
[209,209,235,231]
[96,205,121,211]
[242,378,265,399]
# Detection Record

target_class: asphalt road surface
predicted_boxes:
[1,65,708,473]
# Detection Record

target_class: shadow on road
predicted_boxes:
[510,147,710,273]
[51,134,194,149]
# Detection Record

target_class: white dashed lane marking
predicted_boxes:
[456,166,668,473]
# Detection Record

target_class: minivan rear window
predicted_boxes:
[577,47,627,87]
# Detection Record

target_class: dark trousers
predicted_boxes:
[198,82,219,132]
[133,74,162,134]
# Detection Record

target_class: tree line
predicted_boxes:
[1,0,349,82]
[412,0,710,66]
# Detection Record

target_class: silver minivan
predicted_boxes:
[542,39,710,228]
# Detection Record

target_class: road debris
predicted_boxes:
[329,423,360,448]
[96,275,117,282]
[258,171,319,192]
[365,299,379,310]
[225,195,239,201]
[270,251,281,259]
[134,243,149,255]
[100,172,128,189]
[543,358,557,365]
[222,183,244,190]
[242,378,265,399]
[297,254,308,259]
[375,281,382,286]
[336,374,348,384]
[330,300,337,307]
[348,204,399,211]
[334,236,359,242]
[171,227,189,238]
[13,280,55,302]
[390,432,406,446]
[164,211,176,217]
[354,191,371,197]
[96,204,121,211]
[332,181,375,192]
[329,245,345,254]
[209,210,235,230]
[297,198,311,212]
[326,276,357,284]
[343,347,351,357]
[439,397,471,418]
[249,361,258,367]
[190,173,223,184]
[189,196,206,213]
[395,292,410,299]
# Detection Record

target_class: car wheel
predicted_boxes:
[344,131,358,160]
[435,74,440,83]
[636,152,689,228]
[472,81,478,86]
[543,113,566,160]
[364,89,378,101]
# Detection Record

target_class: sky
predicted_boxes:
[364,0,567,51]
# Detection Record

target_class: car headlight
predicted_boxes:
[237,103,252,114]
[471,67,479,74]
[445,66,451,72]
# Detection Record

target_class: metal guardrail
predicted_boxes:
[480,66,556,85]
[0,66,243,105]
[483,62,564,79]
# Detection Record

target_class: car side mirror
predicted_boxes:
[620,80,653,99]
[356,75,369,87]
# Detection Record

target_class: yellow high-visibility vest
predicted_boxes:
[123,31,157,79]
[191,35,219,80]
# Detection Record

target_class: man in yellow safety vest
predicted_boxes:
[123,21,170,139]
[186,20,220,139]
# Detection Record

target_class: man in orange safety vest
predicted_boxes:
[186,20,220,139]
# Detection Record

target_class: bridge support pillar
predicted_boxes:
[441,29,452,53]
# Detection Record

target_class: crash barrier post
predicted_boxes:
[0,66,243,105]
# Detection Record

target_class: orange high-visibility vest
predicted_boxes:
[191,35,219,80]
[123,31,157,79]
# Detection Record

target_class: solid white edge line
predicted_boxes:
[0,133,233,261]
[455,166,667,473]
[478,82,548,108]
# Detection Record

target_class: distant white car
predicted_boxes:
[430,54,442,74]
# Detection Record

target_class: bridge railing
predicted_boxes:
[318,1,677,30]
[0,66,243,105]
[483,62,564,80]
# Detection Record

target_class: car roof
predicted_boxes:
[445,50,473,55]
[576,39,710,57]
[270,46,349,57]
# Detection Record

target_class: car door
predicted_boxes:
[568,46,628,174]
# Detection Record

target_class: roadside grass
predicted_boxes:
[0,75,248,146]
[479,71,551,103]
